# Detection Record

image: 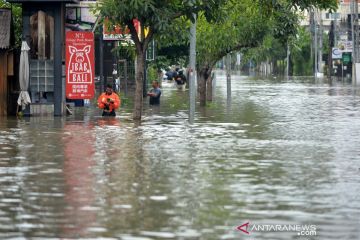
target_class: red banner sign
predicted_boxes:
[103,18,140,41]
[66,31,95,99]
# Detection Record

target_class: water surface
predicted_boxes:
[0,72,359,239]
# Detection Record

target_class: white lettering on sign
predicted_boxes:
[75,33,84,39]
[67,45,93,84]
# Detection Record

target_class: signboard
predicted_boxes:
[337,40,352,52]
[146,39,155,61]
[332,48,343,59]
[66,31,95,99]
[80,7,97,23]
[103,19,140,42]
[65,2,98,32]
[342,53,351,64]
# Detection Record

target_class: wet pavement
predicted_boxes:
[0,71,360,239]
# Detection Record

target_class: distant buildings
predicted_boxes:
[299,1,360,78]
[300,0,358,40]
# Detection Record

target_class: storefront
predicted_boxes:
[0,8,14,116]
[8,0,78,116]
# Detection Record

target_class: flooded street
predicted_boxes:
[0,71,360,239]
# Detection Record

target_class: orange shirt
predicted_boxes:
[97,92,121,112]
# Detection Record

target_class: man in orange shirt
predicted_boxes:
[97,84,121,116]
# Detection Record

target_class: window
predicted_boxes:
[29,11,54,102]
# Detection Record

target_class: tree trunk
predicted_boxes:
[206,68,213,102]
[133,52,145,120]
[328,49,332,80]
[198,68,207,106]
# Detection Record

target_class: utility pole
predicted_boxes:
[351,0,355,62]
[99,26,105,93]
[310,9,314,66]
[318,10,323,75]
[225,53,232,118]
[351,0,359,63]
[314,8,318,77]
[351,0,359,83]
[226,53,231,103]
[334,10,337,47]
[286,43,290,79]
[189,15,196,123]
[331,9,338,81]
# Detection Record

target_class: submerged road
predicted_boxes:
[0,71,359,239]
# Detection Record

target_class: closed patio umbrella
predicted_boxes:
[17,41,31,110]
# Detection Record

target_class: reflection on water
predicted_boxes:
[0,71,360,239]
[62,122,97,238]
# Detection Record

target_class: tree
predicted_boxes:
[155,17,190,68]
[195,0,337,106]
[196,0,275,105]
[259,0,337,11]
[290,26,314,75]
[96,0,225,120]
[0,0,22,48]
[241,35,288,75]
[97,0,337,115]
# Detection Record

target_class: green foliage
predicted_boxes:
[0,0,22,48]
[290,27,313,75]
[96,0,228,119]
[146,64,157,82]
[112,44,136,61]
[97,0,226,37]
[149,55,171,71]
[119,95,133,108]
[156,17,190,46]
[196,0,272,68]
[270,2,299,43]
[97,0,337,72]
[154,17,190,68]
[194,0,337,71]
[157,44,188,65]
[291,0,338,11]
[97,0,338,79]
[259,0,337,12]
[289,25,329,76]
[241,35,287,67]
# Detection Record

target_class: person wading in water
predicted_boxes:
[147,80,161,105]
[97,84,121,116]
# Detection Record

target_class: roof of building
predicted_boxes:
[0,9,11,49]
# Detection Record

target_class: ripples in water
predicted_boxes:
[0,74,359,239]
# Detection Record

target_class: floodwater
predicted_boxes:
[0,71,360,240]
